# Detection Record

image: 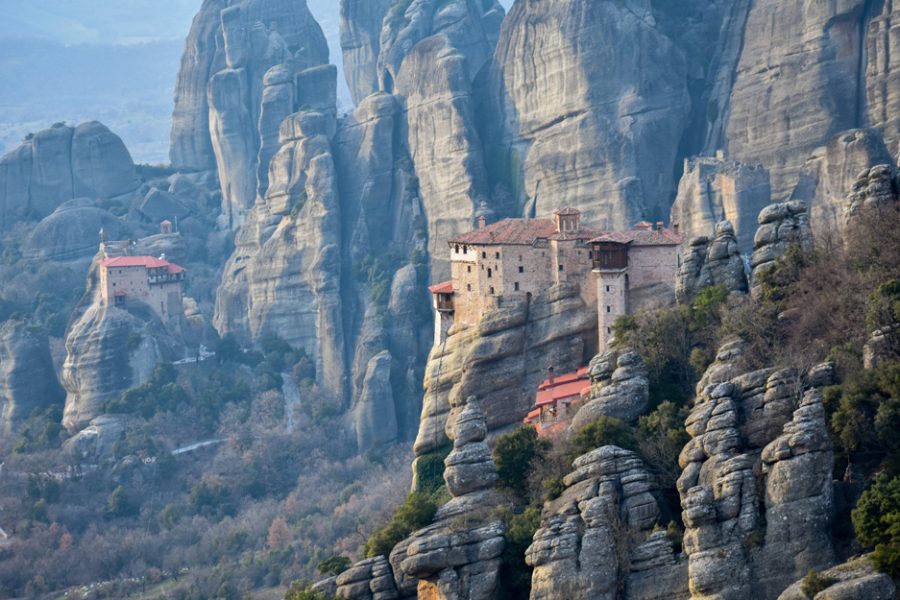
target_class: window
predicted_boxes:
[463,245,468,254]
[467,284,472,291]
[495,252,500,259]
[467,265,472,273]
[490,287,495,294]
[559,264,564,271]
[607,327,611,334]
[482,251,487,259]
[519,255,523,261]
[487,268,493,278]
[514,282,520,291]
[606,306,611,313]
[518,266,524,273]
[606,285,610,292]
[455,245,460,254]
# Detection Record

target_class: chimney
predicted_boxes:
[478,215,486,229]
[547,366,555,386]
[656,221,665,231]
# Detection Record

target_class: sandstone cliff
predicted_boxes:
[0,320,65,435]
[482,0,691,227]
[0,122,138,230]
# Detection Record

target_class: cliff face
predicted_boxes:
[0,121,138,230]
[170,0,330,228]
[415,282,596,457]
[0,321,65,435]
[482,0,691,227]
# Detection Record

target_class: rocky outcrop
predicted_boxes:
[777,556,896,600]
[170,0,226,170]
[676,220,748,303]
[483,0,690,227]
[214,111,346,402]
[527,445,688,600]
[415,282,596,457]
[0,122,138,229]
[350,350,398,452]
[334,555,401,600]
[749,202,812,298]
[795,129,895,233]
[670,156,770,253]
[171,0,330,228]
[570,350,649,431]
[845,163,900,224]
[61,262,189,431]
[393,397,506,600]
[22,199,130,262]
[0,320,65,434]
[678,345,836,600]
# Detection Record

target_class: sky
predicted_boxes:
[0,0,513,163]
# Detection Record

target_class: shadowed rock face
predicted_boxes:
[0,122,138,230]
[0,321,65,435]
[339,0,392,104]
[482,0,691,227]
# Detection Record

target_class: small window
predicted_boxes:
[481,264,485,270]
[607,327,612,334]
[606,285,610,292]
[495,252,500,259]
[467,284,472,291]
[518,266,524,273]
[487,268,493,278]
[490,286,495,295]
[514,282,520,291]
[482,251,487,259]
[455,245,460,253]
[463,245,468,254]
[558,264,564,272]
[606,306,611,313]
[467,265,472,273]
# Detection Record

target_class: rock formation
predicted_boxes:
[61,261,190,431]
[482,0,691,227]
[716,0,870,204]
[749,202,813,298]
[866,0,900,158]
[527,446,687,600]
[334,555,402,599]
[676,220,748,303]
[0,122,138,229]
[338,0,392,104]
[845,163,900,223]
[170,0,330,227]
[570,350,650,431]
[392,397,506,600]
[415,282,596,457]
[22,199,130,263]
[678,341,836,600]
[670,155,770,253]
[0,320,65,434]
[777,556,896,600]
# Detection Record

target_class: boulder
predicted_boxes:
[138,188,192,222]
[571,351,649,430]
[676,220,748,303]
[23,198,129,262]
[749,201,812,299]
[777,556,895,600]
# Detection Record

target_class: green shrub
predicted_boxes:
[414,444,451,495]
[852,475,900,577]
[284,581,337,600]
[801,569,836,598]
[495,505,542,600]
[493,426,550,496]
[316,555,351,577]
[106,486,139,518]
[568,417,636,462]
[364,493,438,558]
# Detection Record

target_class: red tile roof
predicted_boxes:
[535,367,591,407]
[449,218,601,246]
[100,255,186,274]
[589,228,683,246]
[428,281,454,294]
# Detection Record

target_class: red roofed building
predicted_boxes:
[524,366,591,437]
[99,254,186,321]
[439,208,601,331]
